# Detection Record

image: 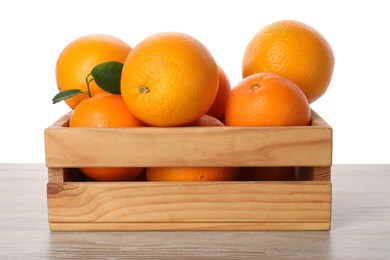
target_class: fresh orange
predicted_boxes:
[206,66,231,121]
[147,167,239,181]
[242,20,334,103]
[225,72,311,126]
[69,92,144,181]
[146,114,239,181]
[56,34,131,109]
[79,168,143,182]
[121,32,219,126]
[240,167,295,181]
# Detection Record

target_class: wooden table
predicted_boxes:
[0,164,389,259]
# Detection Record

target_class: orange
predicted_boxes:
[225,72,311,126]
[121,32,219,126]
[69,93,144,181]
[240,167,295,181]
[147,167,239,182]
[206,66,231,121]
[56,34,131,109]
[79,168,143,182]
[146,114,239,181]
[242,20,334,103]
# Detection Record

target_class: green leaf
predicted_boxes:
[91,61,123,94]
[52,89,85,104]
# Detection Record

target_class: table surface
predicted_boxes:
[0,164,389,259]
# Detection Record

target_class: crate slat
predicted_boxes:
[45,110,332,168]
[48,180,331,229]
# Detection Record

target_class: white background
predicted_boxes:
[0,0,389,164]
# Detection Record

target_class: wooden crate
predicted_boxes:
[44,110,332,231]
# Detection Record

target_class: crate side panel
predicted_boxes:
[296,166,331,181]
[47,181,331,224]
[48,168,64,182]
[313,167,332,181]
[45,126,332,168]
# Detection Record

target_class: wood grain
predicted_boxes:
[45,110,332,168]
[297,166,331,181]
[47,179,331,230]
